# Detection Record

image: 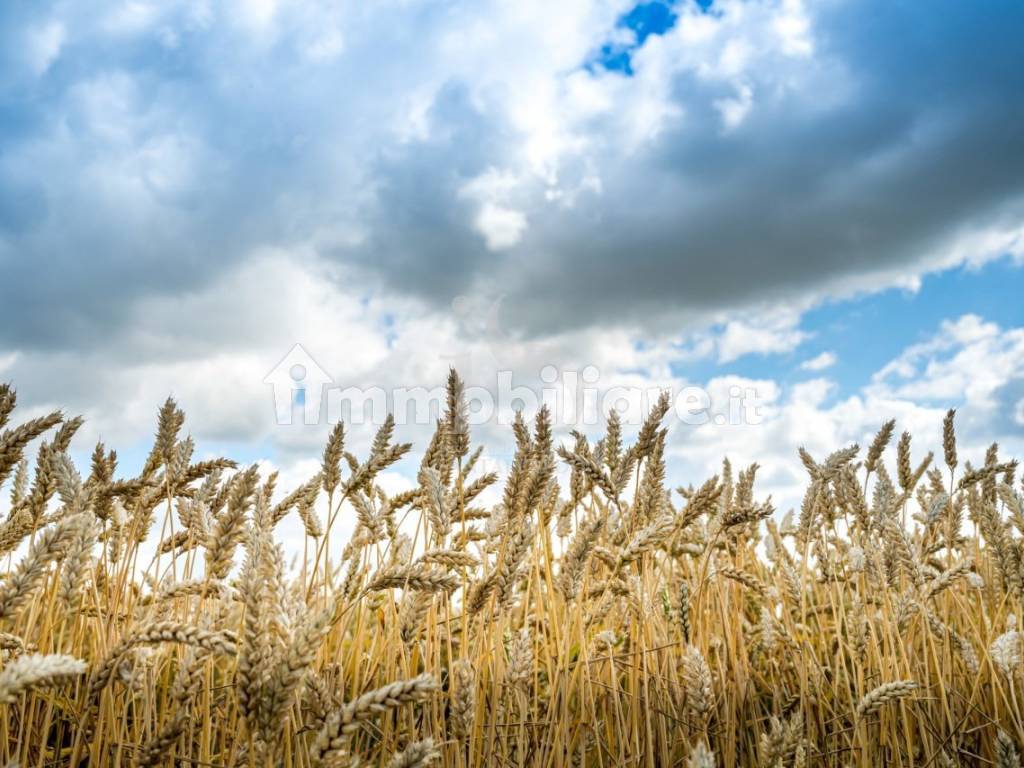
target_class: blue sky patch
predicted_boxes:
[670,257,1024,403]
[588,1,679,75]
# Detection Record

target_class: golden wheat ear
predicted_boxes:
[1,380,1020,765]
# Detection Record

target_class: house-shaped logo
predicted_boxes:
[263,344,333,425]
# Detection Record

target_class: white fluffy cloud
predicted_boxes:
[25,20,64,75]
[870,315,1024,406]
[800,351,836,371]
[716,310,809,363]
[677,314,1024,512]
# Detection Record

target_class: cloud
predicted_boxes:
[716,311,808,363]
[459,168,529,251]
[25,20,64,75]
[714,82,753,131]
[800,351,836,372]
[869,314,1024,410]
[474,203,527,251]
[666,313,1024,513]
[0,0,1022,354]
[1,0,1024,535]
[304,0,1023,341]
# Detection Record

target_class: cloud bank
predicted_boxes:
[1,0,1023,545]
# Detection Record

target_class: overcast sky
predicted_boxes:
[2,0,1023,544]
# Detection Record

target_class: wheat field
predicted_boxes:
[0,371,1022,767]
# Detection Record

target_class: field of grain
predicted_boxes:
[0,372,1022,767]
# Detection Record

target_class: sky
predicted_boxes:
[1,0,1024,546]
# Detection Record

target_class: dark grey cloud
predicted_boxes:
[0,0,1022,355]
[341,82,510,303]
[339,0,1024,335]
[0,2,374,351]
